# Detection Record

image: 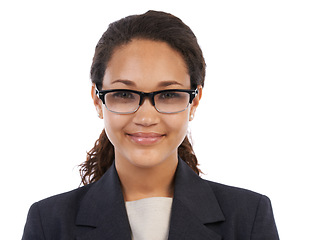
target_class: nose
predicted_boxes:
[132,98,160,127]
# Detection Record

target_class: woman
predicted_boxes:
[22,10,279,240]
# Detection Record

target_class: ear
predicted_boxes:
[91,83,103,119]
[189,85,202,121]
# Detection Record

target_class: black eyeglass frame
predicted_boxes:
[96,88,199,114]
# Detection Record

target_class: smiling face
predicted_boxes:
[92,39,201,171]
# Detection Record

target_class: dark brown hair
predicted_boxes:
[80,10,206,185]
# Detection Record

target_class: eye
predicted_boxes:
[112,91,136,99]
[158,91,181,99]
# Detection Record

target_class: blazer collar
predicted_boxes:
[75,162,131,239]
[168,158,225,239]
[76,158,225,240]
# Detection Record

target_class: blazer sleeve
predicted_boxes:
[22,203,45,240]
[251,195,280,240]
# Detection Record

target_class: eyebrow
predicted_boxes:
[111,79,136,86]
[111,79,183,87]
[157,80,183,87]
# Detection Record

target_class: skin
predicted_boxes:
[92,39,202,201]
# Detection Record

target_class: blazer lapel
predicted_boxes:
[75,163,131,240]
[168,159,225,240]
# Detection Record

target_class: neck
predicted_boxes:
[115,155,178,202]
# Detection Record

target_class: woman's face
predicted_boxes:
[92,39,202,169]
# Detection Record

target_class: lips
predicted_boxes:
[127,132,165,145]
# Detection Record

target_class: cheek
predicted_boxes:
[103,110,129,142]
[164,112,189,139]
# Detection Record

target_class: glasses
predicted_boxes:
[96,88,198,114]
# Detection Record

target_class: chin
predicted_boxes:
[129,153,164,168]
[126,149,175,169]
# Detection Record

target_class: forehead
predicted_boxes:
[103,39,190,90]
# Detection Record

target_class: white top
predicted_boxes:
[125,197,173,240]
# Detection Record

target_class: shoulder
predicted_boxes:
[35,183,93,211]
[202,180,279,238]
[205,179,265,201]
[203,179,275,223]
[28,183,94,222]
[177,159,273,219]
[22,184,95,239]
[204,179,271,209]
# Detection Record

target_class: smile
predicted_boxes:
[127,132,165,145]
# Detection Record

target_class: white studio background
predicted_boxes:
[0,0,308,239]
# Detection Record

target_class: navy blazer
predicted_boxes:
[22,159,279,239]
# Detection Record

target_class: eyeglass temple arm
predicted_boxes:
[95,85,101,95]
[189,89,198,103]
